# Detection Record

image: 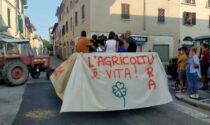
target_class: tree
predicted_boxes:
[42,39,53,51]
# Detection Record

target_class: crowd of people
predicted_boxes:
[177,43,209,99]
[75,30,137,53]
[76,30,210,99]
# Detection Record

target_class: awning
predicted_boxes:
[194,35,210,41]
[0,32,14,39]
[0,38,29,43]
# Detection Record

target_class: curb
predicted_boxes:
[175,93,210,111]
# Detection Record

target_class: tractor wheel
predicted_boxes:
[46,68,54,80]
[30,70,41,79]
[3,61,29,86]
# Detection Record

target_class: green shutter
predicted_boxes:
[153,45,169,62]
[17,0,20,9]
[7,8,11,27]
[0,15,2,31]
[18,16,23,33]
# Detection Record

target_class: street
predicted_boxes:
[1,0,210,125]
[0,61,210,125]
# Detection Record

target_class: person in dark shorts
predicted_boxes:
[177,47,187,92]
[200,43,209,90]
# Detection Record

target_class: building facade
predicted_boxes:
[52,0,210,61]
[0,0,27,38]
[180,0,210,42]
[0,0,44,55]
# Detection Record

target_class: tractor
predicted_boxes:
[0,38,53,86]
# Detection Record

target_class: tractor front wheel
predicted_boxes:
[30,69,40,79]
[3,61,29,86]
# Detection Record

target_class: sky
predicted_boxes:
[25,0,61,41]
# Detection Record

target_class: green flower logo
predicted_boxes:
[112,81,127,108]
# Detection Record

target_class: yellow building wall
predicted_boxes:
[0,0,26,38]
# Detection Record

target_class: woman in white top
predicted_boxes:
[105,32,117,53]
[188,47,201,99]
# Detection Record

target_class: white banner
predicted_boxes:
[51,53,172,112]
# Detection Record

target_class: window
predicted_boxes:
[75,12,78,26]
[62,25,65,35]
[158,8,165,23]
[7,8,11,27]
[81,5,85,20]
[70,1,73,8]
[183,12,196,26]
[185,0,196,5]
[66,7,69,14]
[209,15,210,28]
[66,21,68,32]
[70,17,72,29]
[121,3,130,19]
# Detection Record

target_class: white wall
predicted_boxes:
[180,1,210,41]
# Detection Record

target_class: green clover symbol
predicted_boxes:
[112,81,127,108]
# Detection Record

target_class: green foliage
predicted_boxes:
[42,39,53,51]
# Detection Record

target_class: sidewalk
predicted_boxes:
[50,56,64,69]
[175,87,210,111]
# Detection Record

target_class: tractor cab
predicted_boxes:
[0,39,32,57]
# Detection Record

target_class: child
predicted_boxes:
[118,42,126,53]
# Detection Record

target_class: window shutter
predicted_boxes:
[121,4,130,19]
[75,12,78,26]
[192,13,196,25]
[121,4,125,18]
[209,0,210,7]
[66,21,68,32]
[209,15,210,28]
[81,5,85,19]
[16,0,20,9]
[0,15,2,31]
[70,17,72,29]
[18,15,23,33]
[183,12,187,25]
[62,25,65,35]
[7,8,11,27]
[127,4,130,19]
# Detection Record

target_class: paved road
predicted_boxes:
[8,78,210,125]
[1,57,210,125]
[0,82,25,125]
[0,56,62,125]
